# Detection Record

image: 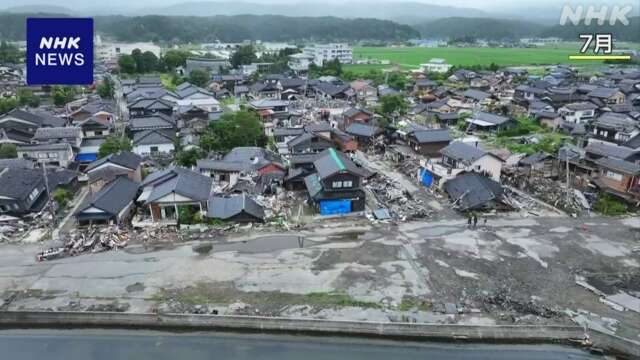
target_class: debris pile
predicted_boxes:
[0,210,53,243]
[38,225,129,261]
[367,176,432,221]
[478,288,564,320]
[502,173,590,215]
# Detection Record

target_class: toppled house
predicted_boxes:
[78,116,113,139]
[340,107,374,131]
[406,129,451,157]
[421,141,504,187]
[16,143,75,168]
[207,193,265,223]
[465,112,514,132]
[248,99,290,121]
[69,100,115,124]
[304,148,366,215]
[345,123,383,148]
[288,132,334,155]
[74,177,138,226]
[85,151,143,193]
[518,152,557,177]
[593,157,640,202]
[127,98,174,118]
[137,166,213,225]
[0,167,48,215]
[444,172,507,211]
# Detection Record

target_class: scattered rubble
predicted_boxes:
[38,225,129,261]
[367,175,432,221]
[502,172,592,216]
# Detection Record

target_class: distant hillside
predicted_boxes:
[540,17,640,42]
[0,13,420,43]
[138,1,488,24]
[416,17,546,40]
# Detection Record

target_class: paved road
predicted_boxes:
[0,330,600,360]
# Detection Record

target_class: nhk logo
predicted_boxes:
[27,18,93,85]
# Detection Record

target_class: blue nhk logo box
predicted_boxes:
[27,18,94,85]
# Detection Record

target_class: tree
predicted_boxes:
[0,97,18,114]
[188,69,210,88]
[52,188,73,207]
[378,94,408,118]
[0,41,20,63]
[175,148,203,167]
[98,135,132,158]
[97,76,115,99]
[16,88,40,108]
[387,72,407,90]
[200,110,267,152]
[139,51,159,73]
[163,49,190,69]
[230,44,258,69]
[51,86,75,107]
[0,144,17,159]
[118,54,137,74]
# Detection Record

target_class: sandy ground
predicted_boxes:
[1,215,639,343]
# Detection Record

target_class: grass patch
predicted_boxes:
[593,194,628,216]
[153,283,381,309]
[398,296,432,311]
[491,132,569,155]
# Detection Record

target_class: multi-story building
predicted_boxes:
[303,44,353,66]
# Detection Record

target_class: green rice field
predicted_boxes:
[345,43,638,73]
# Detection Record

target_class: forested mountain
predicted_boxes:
[416,17,545,41]
[539,17,640,42]
[0,13,420,42]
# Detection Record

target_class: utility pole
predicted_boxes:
[566,153,571,204]
[41,162,56,228]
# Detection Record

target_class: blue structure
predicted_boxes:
[319,199,352,215]
[420,168,433,187]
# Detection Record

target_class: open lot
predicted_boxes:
[1,215,639,341]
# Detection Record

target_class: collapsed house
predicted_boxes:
[207,193,265,223]
[443,172,508,211]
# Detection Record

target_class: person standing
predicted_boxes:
[473,214,478,228]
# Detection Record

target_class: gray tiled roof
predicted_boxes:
[587,87,620,99]
[33,127,81,140]
[345,123,381,138]
[471,112,510,125]
[76,176,138,216]
[443,172,504,211]
[86,151,143,173]
[129,114,176,130]
[144,166,213,204]
[207,193,265,221]
[410,129,451,143]
[585,142,635,160]
[596,157,640,174]
[17,143,72,152]
[133,129,175,145]
[0,168,43,199]
[440,141,487,164]
[462,89,490,101]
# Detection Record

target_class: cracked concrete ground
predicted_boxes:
[0,216,639,342]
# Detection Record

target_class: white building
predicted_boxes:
[303,44,353,66]
[288,53,314,71]
[520,37,562,47]
[558,102,598,124]
[420,58,452,74]
[96,42,162,60]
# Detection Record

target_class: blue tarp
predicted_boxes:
[420,168,433,187]
[76,153,97,162]
[320,199,351,215]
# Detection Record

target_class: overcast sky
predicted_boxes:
[0,0,631,14]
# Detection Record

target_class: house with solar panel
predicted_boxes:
[303,148,366,215]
